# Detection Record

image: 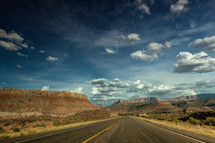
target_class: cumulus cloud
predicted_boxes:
[0,29,24,43]
[189,36,215,51]
[0,29,30,51]
[17,52,28,57]
[130,50,150,61]
[71,87,83,94]
[119,33,140,45]
[41,85,49,91]
[0,40,21,51]
[174,51,215,73]
[46,56,58,61]
[90,78,124,104]
[16,65,23,68]
[39,50,45,53]
[131,42,166,61]
[90,78,198,105]
[90,78,108,87]
[109,78,130,88]
[170,0,189,14]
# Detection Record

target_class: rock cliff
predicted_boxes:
[112,95,198,105]
[0,88,99,118]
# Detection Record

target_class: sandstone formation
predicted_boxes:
[107,95,214,114]
[0,88,99,118]
[112,95,198,105]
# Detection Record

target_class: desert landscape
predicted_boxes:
[1,0,215,142]
[0,88,215,142]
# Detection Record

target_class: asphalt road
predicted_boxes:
[1,117,215,143]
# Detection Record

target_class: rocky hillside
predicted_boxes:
[0,88,99,118]
[106,97,215,114]
[112,95,198,105]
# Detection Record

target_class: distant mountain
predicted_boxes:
[112,95,198,105]
[96,104,106,108]
[106,94,215,114]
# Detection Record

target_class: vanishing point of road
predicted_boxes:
[1,117,215,143]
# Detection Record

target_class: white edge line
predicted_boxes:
[139,119,205,143]
[14,118,120,143]
[15,129,75,143]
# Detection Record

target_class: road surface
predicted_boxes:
[1,117,214,143]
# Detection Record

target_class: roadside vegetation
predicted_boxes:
[0,109,115,139]
[137,111,215,137]
[0,117,117,139]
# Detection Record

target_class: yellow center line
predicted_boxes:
[82,119,123,143]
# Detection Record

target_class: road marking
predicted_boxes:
[138,119,205,143]
[82,119,122,143]
[14,128,80,143]
[14,119,116,143]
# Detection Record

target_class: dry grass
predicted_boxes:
[0,118,117,139]
[136,117,215,138]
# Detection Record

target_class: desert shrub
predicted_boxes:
[33,124,46,128]
[13,127,20,132]
[53,121,60,126]
[187,117,201,125]
[203,117,215,126]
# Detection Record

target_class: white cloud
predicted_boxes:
[138,4,151,14]
[0,29,24,43]
[90,78,108,87]
[16,65,23,68]
[0,29,33,51]
[90,78,199,105]
[119,33,140,45]
[174,51,215,73]
[127,33,141,41]
[39,50,45,53]
[0,40,21,51]
[189,36,215,51]
[46,56,58,61]
[131,50,150,61]
[41,85,49,91]
[170,0,189,14]
[17,52,28,57]
[105,48,115,54]
[130,42,165,61]
[147,42,164,58]
[2,82,6,85]
[71,87,83,94]
[91,87,99,95]
[136,0,151,14]
[109,78,130,88]
[20,43,28,48]
[165,41,172,48]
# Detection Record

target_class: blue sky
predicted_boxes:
[0,0,215,105]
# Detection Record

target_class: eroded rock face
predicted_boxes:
[0,89,99,118]
[112,95,198,105]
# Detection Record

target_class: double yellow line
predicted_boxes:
[82,119,123,143]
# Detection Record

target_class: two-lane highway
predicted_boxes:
[1,117,215,143]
